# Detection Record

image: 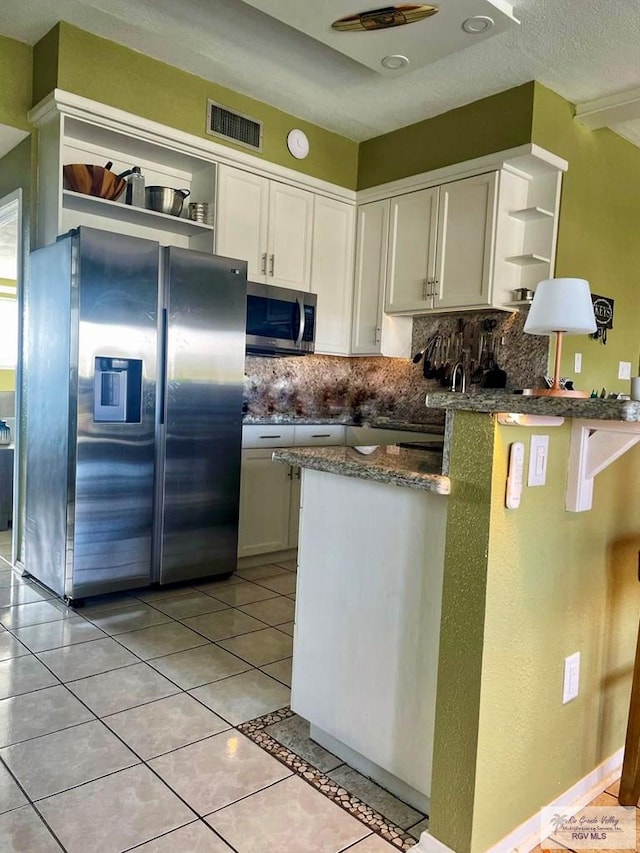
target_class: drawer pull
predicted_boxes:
[259,434,281,439]
[311,433,331,438]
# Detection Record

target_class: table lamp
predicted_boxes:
[523,277,597,397]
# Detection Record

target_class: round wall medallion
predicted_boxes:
[287,129,310,160]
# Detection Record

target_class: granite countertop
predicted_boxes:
[425,392,640,422]
[272,446,450,495]
[243,415,352,426]
[243,414,446,433]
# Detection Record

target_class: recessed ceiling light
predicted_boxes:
[462,15,494,34]
[381,54,410,70]
[332,5,438,32]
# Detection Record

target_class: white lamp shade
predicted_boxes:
[523,278,597,336]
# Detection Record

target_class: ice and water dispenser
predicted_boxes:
[93,357,143,423]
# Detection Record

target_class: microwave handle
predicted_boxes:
[295,297,305,348]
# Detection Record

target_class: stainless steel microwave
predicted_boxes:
[245,281,317,356]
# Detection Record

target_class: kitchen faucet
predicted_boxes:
[451,361,467,393]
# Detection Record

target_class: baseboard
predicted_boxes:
[410,748,623,853]
[236,548,296,570]
[410,832,454,853]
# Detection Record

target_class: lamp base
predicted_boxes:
[522,388,589,398]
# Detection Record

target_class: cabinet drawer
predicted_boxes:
[242,425,296,448]
[293,425,345,446]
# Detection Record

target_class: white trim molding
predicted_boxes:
[411,748,623,853]
[28,89,356,204]
[575,86,640,130]
[567,418,640,511]
[356,143,567,204]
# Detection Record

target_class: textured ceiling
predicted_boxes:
[1,0,640,141]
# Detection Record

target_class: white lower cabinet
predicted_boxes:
[238,424,345,559]
[237,449,294,558]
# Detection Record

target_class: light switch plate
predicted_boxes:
[528,435,549,487]
[563,652,580,703]
[619,361,632,380]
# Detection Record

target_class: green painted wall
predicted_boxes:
[32,25,59,107]
[430,413,640,853]
[0,35,32,131]
[357,83,535,189]
[33,23,358,190]
[532,83,640,396]
[473,422,640,851]
[429,410,495,852]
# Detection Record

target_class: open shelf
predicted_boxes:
[505,253,550,266]
[62,191,214,237]
[508,206,554,221]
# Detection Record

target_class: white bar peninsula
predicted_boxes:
[272,444,450,814]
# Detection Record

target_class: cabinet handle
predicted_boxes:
[311,433,331,438]
[269,254,275,276]
[374,326,382,345]
[288,466,294,480]
[295,469,301,480]
[422,279,429,301]
[260,253,267,275]
[260,434,281,439]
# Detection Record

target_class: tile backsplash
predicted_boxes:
[244,309,548,423]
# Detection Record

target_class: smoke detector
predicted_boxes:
[331,4,438,32]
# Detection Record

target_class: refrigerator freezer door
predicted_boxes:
[157,248,246,584]
[72,228,159,598]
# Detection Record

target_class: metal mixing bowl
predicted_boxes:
[145,186,190,216]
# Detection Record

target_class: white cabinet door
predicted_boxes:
[384,188,438,314]
[267,182,313,291]
[434,172,497,310]
[216,165,269,282]
[237,449,293,558]
[311,196,355,355]
[351,200,388,356]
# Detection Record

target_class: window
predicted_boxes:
[0,295,17,369]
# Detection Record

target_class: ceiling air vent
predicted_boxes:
[206,101,263,152]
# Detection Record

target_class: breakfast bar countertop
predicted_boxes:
[424,391,640,421]
[272,445,451,495]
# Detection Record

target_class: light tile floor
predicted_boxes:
[0,536,425,852]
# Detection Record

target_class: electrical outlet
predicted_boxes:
[619,361,632,380]
[563,652,580,704]
[574,353,582,374]
[527,435,549,487]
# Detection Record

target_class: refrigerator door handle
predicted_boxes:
[295,297,305,348]
[159,307,168,425]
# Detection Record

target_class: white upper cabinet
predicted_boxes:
[216,164,313,290]
[215,166,269,280]
[33,110,217,253]
[311,196,355,355]
[268,181,314,290]
[384,188,439,313]
[384,174,497,315]
[351,199,411,357]
[433,172,498,310]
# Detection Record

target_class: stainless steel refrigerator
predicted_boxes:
[23,227,247,601]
